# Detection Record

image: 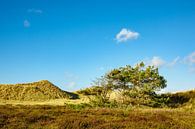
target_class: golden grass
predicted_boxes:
[0,105,195,129]
[0,80,69,101]
[0,94,90,106]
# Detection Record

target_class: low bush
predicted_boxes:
[0,105,194,129]
[64,103,92,110]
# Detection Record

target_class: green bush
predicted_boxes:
[77,86,104,96]
[64,103,91,110]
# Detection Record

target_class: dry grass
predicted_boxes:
[0,98,89,106]
[0,83,195,129]
[0,94,89,106]
[0,80,69,101]
[0,81,195,129]
[0,105,194,129]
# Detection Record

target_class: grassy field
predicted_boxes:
[0,97,89,106]
[0,105,195,129]
[0,81,195,129]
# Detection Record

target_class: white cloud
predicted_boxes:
[183,51,195,73]
[144,56,181,68]
[28,8,43,14]
[185,52,195,65]
[167,56,180,67]
[148,57,166,68]
[137,52,195,73]
[65,72,79,80]
[24,20,30,28]
[116,28,139,42]
[66,82,76,88]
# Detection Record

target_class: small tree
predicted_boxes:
[106,62,167,94]
[90,62,167,106]
[105,62,167,106]
[90,76,113,106]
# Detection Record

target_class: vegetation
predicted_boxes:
[0,105,195,129]
[81,63,168,107]
[160,90,195,108]
[0,80,70,101]
[107,62,167,93]
[0,89,195,128]
[76,63,195,109]
[0,63,195,128]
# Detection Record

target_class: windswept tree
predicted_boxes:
[90,76,113,105]
[92,62,167,106]
[106,62,167,95]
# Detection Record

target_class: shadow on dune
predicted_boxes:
[65,91,79,99]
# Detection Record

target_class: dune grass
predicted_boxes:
[0,80,69,101]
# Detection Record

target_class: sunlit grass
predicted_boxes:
[0,105,194,129]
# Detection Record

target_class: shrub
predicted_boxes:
[64,103,91,110]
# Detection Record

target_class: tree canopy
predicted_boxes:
[106,62,167,94]
[90,62,167,106]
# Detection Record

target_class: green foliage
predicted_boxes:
[160,90,195,108]
[77,84,113,107]
[77,88,93,95]
[107,62,167,93]
[122,90,156,106]
[77,86,106,96]
[89,96,119,108]
[65,103,91,110]
[88,62,167,107]
[82,76,113,106]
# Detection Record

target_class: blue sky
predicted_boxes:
[0,0,195,92]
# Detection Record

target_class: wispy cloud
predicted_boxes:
[116,28,139,42]
[65,72,79,80]
[24,20,30,28]
[183,51,195,73]
[144,56,180,68]
[147,56,166,68]
[167,56,180,67]
[64,72,78,90]
[184,51,195,65]
[28,8,43,14]
[66,81,76,88]
[24,9,42,28]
